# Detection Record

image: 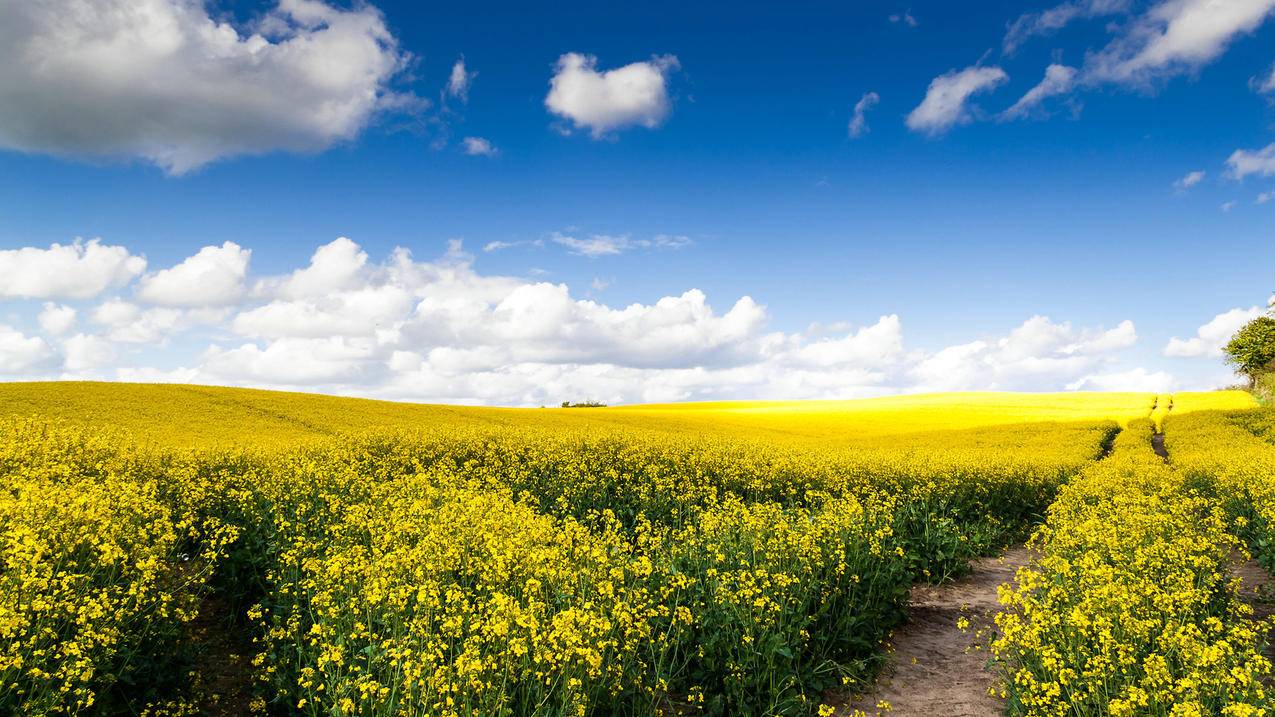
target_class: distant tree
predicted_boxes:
[1225,315,1275,386]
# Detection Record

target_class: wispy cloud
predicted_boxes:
[848,92,880,138]
[907,66,1008,135]
[1003,0,1131,54]
[1002,64,1078,119]
[1173,170,1206,191]
[462,137,499,157]
[551,232,691,258]
[482,239,543,253]
[447,58,477,102]
[888,11,918,27]
[1228,142,1275,179]
[1084,0,1275,87]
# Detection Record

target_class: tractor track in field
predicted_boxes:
[832,546,1029,716]
[834,422,1138,716]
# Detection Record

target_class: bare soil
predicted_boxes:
[832,547,1030,716]
[188,595,257,716]
[1234,556,1275,665]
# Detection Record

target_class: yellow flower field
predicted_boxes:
[1,383,1271,716]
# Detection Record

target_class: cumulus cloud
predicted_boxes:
[1003,0,1132,54]
[462,137,499,157]
[848,92,880,138]
[90,299,222,344]
[62,333,117,372]
[203,337,380,385]
[1002,64,1079,119]
[1067,366,1174,392]
[1227,142,1275,179]
[0,0,414,174]
[545,53,680,137]
[907,66,1008,135]
[0,326,55,374]
[911,316,1137,391]
[0,235,1165,404]
[137,242,251,306]
[1084,0,1275,87]
[38,304,77,336]
[256,237,367,300]
[1165,303,1269,357]
[0,239,145,299]
[1174,169,1206,190]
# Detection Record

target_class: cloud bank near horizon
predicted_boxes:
[0,235,1240,405]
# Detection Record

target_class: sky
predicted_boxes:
[0,0,1273,406]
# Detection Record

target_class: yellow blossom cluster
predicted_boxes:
[0,385,1177,715]
[993,418,1272,716]
[0,421,236,715]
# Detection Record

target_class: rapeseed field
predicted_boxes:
[1,383,1271,716]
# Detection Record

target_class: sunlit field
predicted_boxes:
[0,382,1176,448]
[2,383,1272,716]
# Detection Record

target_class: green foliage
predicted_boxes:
[1224,315,1275,384]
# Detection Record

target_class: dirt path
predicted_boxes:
[188,595,256,716]
[834,547,1030,716]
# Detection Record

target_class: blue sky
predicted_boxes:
[0,0,1273,404]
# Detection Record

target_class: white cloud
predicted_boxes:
[115,365,202,384]
[545,53,680,137]
[889,11,919,27]
[1258,190,1274,204]
[848,92,880,138]
[137,242,250,306]
[1084,0,1275,87]
[552,234,633,257]
[1221,200,1238,212]
[1067,367,1174,392]
[996,0,1275,118]
[550,232,690,258]
[1002,64,1079,119]
[0,0,413,174]
[1165,304,1268,357]
[1003,0,1132,53]
[38,304,77,336]
[62,333,117,372]
[1255,63,1275,93]
[233,285,412,339]
[482,239,543,253]
[0,239,145,299]
[0,236,1169,404]
[907,66,1008,135]
[90,299,220,344]
[256,237,367,299]
[911,315,1137,391]
[1173,169,1206,190]
[447,58,476,102]
[0,326,55,374]
[462,137,499,157]
[1227,142,1275,179]
[202,337,379,385]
